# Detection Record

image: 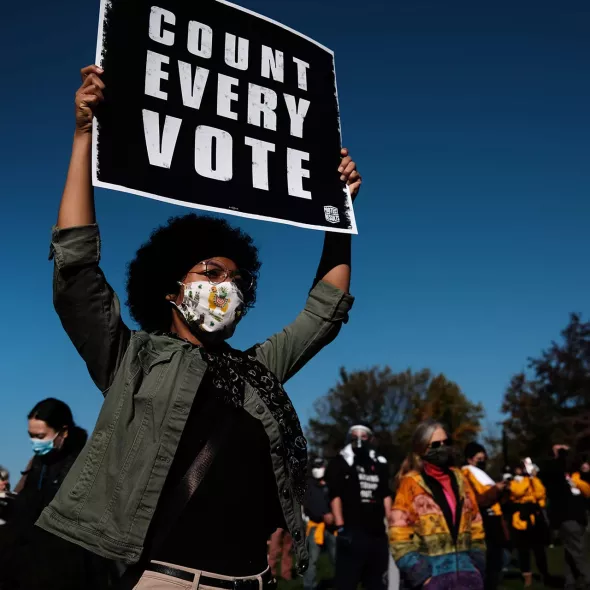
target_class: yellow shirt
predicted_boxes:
[462,465,502,517]
[509,476,546,531]
[571,473,590,498]
[306,520,337,545]
[509,476,546,507]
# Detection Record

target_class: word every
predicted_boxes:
[143,6,314,199]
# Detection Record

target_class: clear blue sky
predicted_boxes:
[1,0,589,481]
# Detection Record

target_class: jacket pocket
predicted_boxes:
[68,429,107,503]
[136,346,176,436]
[96,348,177,531]
[67,348,174,510]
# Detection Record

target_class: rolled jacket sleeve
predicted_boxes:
[50,224,131,394]
[254,281,354,384]
[49,224,102,269]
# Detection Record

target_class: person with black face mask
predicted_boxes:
[538,445,590,590]
[390,420,485,590]
[325,425,392,590]
[462,443,509,590]
[507,460,552,587]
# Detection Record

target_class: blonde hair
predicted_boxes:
[395,419,446,486]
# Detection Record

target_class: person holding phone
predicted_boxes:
[462,442,509,590]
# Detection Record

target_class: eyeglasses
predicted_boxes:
[429,439,451,450]
[186,260,255,292]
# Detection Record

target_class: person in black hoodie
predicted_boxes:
[538,445,590,590]
[303,458,336,590]
[0,398,114,589]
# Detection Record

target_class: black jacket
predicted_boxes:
[304,477,331,523]
[0,427,116,590]
[5,427,88,537]
[538,457,587,527]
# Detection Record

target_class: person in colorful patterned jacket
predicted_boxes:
[390,420,485,590]
[462,442,509,590]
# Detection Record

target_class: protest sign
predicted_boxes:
[93,0,357,233]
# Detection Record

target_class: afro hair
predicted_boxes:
[126,214,261,333]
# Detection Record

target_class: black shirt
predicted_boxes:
[303,477,331,524]
[0,427,87,548]
[326,452,391,535]
[153,374,284,575]
[538,458,588,527]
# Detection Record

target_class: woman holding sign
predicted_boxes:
[30,65,361,590]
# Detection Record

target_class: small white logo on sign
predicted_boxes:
[324,206,340,224]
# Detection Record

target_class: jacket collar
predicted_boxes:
[409,467,466,500]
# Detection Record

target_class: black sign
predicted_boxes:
[93,0,357,233]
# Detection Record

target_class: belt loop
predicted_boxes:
[191,570,202,590]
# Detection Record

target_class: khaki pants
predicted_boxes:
[134,561,271,590]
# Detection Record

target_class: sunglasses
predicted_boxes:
[429,438,451,450]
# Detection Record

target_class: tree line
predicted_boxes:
[307,313,590,473]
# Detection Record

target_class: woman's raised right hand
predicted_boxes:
[75,65,105,135]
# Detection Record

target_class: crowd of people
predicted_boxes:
[271,423,590,590]
[1,63,589,590]
[3,405,590,590]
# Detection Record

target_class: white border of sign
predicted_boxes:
[92,0,358,234]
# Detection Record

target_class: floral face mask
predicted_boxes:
[172,280,244,342]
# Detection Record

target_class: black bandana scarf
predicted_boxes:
[200,346,308,502]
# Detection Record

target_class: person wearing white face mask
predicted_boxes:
[33,64,362,590]
[303,458,337,590]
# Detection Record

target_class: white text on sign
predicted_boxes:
[142,6,313,199]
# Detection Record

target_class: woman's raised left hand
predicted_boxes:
[338,148,362,200]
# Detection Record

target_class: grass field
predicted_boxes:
[276,543,571,590]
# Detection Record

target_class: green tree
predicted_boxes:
[502,313,590,460]
[307,367,431,466]
[396,374,484,454]
[307,367,483,469]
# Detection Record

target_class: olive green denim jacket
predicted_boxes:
[37,225,354,573]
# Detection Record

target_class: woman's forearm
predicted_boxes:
[315,233,351,293]
[57,132,96,228]
[313,148,359,293]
